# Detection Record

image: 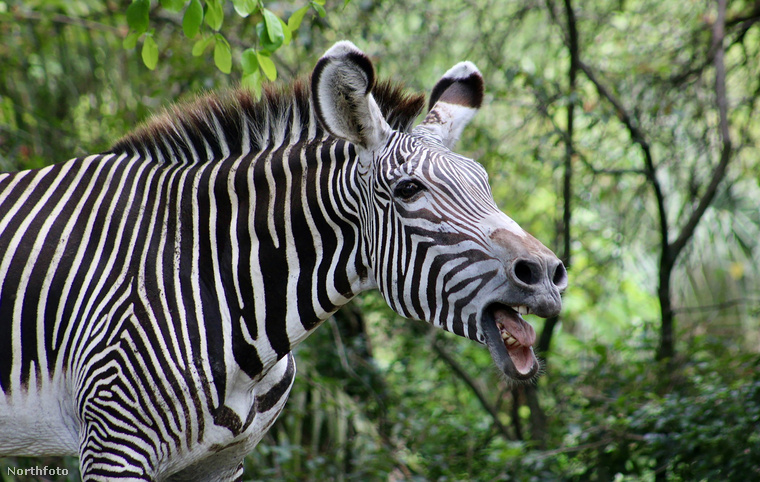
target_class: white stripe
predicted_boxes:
[5,156,103,398]
[189,160,219,408]
[206,157,237,398]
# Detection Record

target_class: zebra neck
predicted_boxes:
[192,137,374,376]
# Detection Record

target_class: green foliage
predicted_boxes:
[232,0,256,17]
[1,0,759,480]
[257,51,277,81]
[261,8,284,46]
[287,5,310,32]
[126,0,150,34]
[160,0,185,12]
[628,378,760,480]
[204,0,224,30]
[141,33,159,70]
[120,0,349,97]
[183,0,203,37]
[213,33,232,73]
[510,344,760,482]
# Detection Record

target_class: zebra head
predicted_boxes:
[312,41,567,381]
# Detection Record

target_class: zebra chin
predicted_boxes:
[480,303,541,381]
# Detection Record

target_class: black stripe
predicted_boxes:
[255,354,295,413]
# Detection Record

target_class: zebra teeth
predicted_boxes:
[496,322,521,346]
[511,305,530,316]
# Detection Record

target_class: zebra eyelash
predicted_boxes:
[393,179,426,200]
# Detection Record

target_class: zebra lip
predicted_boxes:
[483,303,538,379]
[494,306,536,348]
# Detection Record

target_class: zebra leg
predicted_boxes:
[167,353,296,481]
[77,407,162,481]
[73,315,188,481]
[78,430,155,481]
[75,365,162,481]
[164,454,244,482]
[231,463,244,482]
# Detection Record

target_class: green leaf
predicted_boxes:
[241,48,259,74]
[232,0,257,17]
[213,34,231,74]
[343,0,352,7]
[182,0,203,38]
[243,70,262,99]
[255,21,283,54]
[311,2,326,18]
[257,52,277,81]
[123,31,140,50]
[287,5,310,32]
[160,0,185,13]
[312,0,326,5]
[262,9,284,44]
[141,35,159,70]
[192,35,213,56]
[279,17,291,46]
[205,0,224,31]
[126,0,150,34]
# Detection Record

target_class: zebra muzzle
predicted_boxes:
[487,305,537,378]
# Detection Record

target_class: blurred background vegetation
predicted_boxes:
[1,0,759,480]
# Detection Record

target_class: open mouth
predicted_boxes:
[483,303,538,379]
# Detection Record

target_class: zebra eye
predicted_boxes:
[394,180,425,200]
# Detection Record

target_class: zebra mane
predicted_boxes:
[108,77,426,161]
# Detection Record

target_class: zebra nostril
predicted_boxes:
[513,259,538,285]
[552,262,567,288]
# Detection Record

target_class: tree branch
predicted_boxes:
[535,0,578,358]
[562,0,577,268]
[578,60,679,362]
[726,1,760,27]
[669,0,733,262]
[2,9,122,35]
[432,340,514,441]
[577,62,671,255]
[673,297,760,314]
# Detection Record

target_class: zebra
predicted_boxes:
[0,41,566,480]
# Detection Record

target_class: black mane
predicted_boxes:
[108,77,426,161]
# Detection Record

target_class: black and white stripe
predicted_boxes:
[0,41,566,480]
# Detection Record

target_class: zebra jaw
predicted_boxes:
[482,304,539,380]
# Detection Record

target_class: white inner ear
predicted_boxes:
[315,61,365,143]
[313,54,391,151]
[413,60,482,149]
[416,101,478,150]
[361,95,392,149]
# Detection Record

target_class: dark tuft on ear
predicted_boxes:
[310,58,333,134]
[414,61,484,149]
[428,66,484,111]
[344,52,375,96]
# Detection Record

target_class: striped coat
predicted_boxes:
[0,42,566,480]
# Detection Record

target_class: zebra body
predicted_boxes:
[0,42,566,480]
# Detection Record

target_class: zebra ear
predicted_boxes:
[312,41,392,150]
[414,61,484,149]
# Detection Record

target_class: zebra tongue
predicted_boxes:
[493,308,536,375]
